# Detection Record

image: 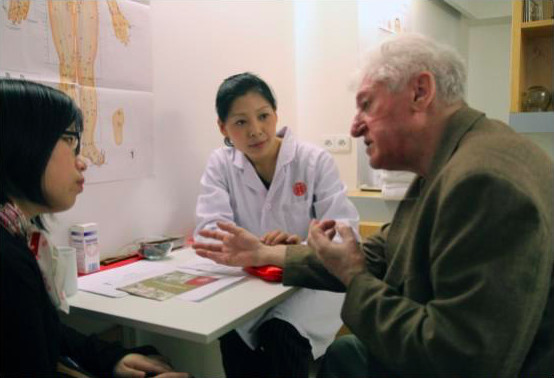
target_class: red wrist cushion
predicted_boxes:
[243,265,283,282]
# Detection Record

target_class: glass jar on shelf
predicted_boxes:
[522,85,552,112]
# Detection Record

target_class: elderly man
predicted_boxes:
[193,34,553,376]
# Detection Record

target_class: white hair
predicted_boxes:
[359,33,467,105]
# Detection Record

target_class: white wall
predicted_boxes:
[355,0,469,189]
[48,0,518,246]
[51,0,483,254]
[50,1,519,376]
[467,21,511,123]
[464,13,554,159]
[51,1,296,257]
[294,1,360,188]
[444,0,512,20]
[410,0,469,60]
[148,0,297,241]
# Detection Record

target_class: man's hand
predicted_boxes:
[261,230,301,246]
[193,222,286,267]
[308,220,365,286]
[113,353,190,378]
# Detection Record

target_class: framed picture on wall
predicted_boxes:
[377,0,409,34]
[378,14,406,34]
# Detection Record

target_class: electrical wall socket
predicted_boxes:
[323,136,335,150]
[335,135,351,152]
[323,134,351,153]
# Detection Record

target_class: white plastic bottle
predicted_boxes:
[70,223,100,274]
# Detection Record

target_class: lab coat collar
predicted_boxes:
[275,127,296,169]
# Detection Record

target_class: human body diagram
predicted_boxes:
[7,0,130,166]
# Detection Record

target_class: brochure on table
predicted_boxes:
[77,258,245,302]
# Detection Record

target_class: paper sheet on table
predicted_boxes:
[178,255,246,276]
[115,269,244,302]
[78,258,246,301]
[174,269,245,302]
[78,261,175,298]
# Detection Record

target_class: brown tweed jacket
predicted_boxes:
[284,106,553,377]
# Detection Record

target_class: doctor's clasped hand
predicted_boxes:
[260,229,301,246]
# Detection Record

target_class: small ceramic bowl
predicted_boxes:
[138,241,173,260]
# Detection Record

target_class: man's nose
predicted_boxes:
[350,116,367,138]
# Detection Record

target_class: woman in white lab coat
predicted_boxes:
[195,73,359,378]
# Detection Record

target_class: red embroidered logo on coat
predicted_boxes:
[293,181,307,196]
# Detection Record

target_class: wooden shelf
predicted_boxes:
[522,18,554,28]
[348,190,382,198]
[359,221,384,239]
[510,1,553,112]
[348,191,399,223]
[522,19,554,38]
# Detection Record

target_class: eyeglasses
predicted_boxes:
[61,131,81,155]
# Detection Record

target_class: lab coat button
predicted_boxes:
[265,203,271,210]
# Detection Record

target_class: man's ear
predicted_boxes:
[410,71,435,111]
[217,119,228,137]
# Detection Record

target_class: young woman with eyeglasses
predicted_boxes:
[0,79,189,377]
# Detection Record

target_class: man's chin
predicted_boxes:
[368,157,380,170]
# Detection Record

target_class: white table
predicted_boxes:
[68,248,297,344]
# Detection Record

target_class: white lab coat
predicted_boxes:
[195,127,359,358]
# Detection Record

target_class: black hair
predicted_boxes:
[0,79,83,210]
[215,72,277,123]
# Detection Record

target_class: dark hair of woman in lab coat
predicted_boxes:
[216,72,277,147]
